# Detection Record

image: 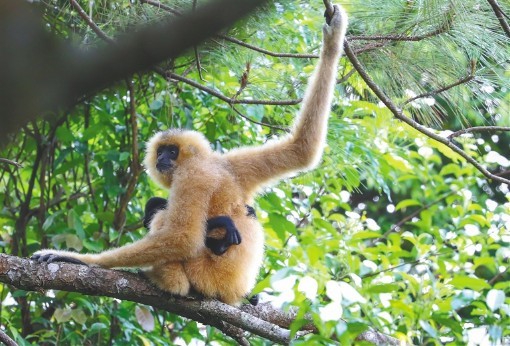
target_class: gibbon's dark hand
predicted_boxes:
[31,253,88,265]
[206,216,241,255]
[324,3,336,25]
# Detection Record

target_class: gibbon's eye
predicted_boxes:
[156,145,179,172]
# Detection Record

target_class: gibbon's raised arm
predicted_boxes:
[226,6,348,195]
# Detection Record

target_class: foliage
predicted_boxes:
[0,0,509,345]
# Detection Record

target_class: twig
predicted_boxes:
[231,106,289,132]
[371,191,455,246]
[448,126,510,139]
[489,266,509,285]
[401,73,475,107]
[362,258,424,279]
[69,0,115,43]
[192,0,205,81]
[113,80,142,233]
[0,158,22,168]
[217,34,319,58]
[343,40,510,185]
[165,70,302,106]
[486,0,510,38]
[349,23,450,42]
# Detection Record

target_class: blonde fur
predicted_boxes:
[33,6,348,306]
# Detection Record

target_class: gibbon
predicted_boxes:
[32,5,348,306]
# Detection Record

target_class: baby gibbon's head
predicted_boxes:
[144,129,212,188]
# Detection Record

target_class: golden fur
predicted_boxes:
[33,6,348,306]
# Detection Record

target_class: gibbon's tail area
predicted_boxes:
[32,5,349,306]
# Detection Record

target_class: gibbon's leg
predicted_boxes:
[225,5,348,194]
[143,262,191,296]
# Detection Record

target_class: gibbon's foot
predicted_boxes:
[31,253,89,266]
[248,294,259,306]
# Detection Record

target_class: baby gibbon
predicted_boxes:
[33,5,348,306]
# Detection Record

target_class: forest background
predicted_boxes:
[0,0,509,345]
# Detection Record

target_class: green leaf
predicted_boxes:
[367,284,400,293]
[67,210,85,238]
[450,276,490,291]
[53,308,72,323]
[395,199,421,211]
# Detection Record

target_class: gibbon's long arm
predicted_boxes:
[226,6,347,195]
[33,167,215,268]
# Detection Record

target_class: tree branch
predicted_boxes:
[0,158,22,168]
[448,126,510,139]
[343,40,510,185]
[401,71,475,107]
[0,254,292,344]
[0,330,17,346]
[0,0,266,143]
[486,0,510,38]
[0,254,399,345]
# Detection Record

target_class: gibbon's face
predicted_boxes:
[156,144,179,173]
[144,129,213,188]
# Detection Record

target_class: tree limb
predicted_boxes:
[343,41,510,185]
[486,0,510,38]
[0,0,266,143]
[0,330,17,346]
[0,254,399,345]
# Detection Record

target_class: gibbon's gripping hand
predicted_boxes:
[206,216,242,255]
[31,253,88,265]
[322,4,348,54]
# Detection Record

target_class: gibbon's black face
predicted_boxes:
[156,144,179,173]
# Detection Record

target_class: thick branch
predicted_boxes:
[0,330,17,346]
[0,254,399,345]
[0,0,266,142]
[0,254,291,344]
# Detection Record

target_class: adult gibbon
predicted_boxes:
[33,5,348,306]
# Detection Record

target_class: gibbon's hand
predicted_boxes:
[322,4,348,54]
[31,252,88,265]
[206,216,242,255]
